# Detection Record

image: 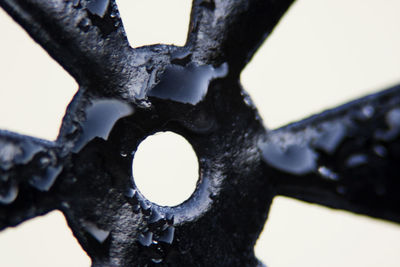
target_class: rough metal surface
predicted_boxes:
[0,0,399,266]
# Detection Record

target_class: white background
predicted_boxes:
[1,0,400,266]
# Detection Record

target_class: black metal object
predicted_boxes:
[0,0,399,266]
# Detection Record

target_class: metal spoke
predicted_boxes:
[261,85,400,222]
[0,130,62,229]
[0,0,131,87]
[187,0,295,73]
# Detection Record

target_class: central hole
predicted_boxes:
[132,131,199,206]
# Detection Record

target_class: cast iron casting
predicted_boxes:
[1,0,400,266]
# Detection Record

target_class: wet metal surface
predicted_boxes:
[0,0,400,266]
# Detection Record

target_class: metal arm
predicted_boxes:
[262,85,400,223]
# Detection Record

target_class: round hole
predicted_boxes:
[132,131,199,206]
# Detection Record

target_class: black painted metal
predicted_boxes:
[0,0,399,266]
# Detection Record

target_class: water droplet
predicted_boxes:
[29,166,63,191]
[373,145,387,157]
[151,258,163,264]
[136,99,152,109]
[386,108,400,129]
[61,201,70,209]
[140,200,152,215]
[241,90,255,108]
[259,141,317,175]
[313,123,346,154]
[73,99,133,152]
[72,0,80,7]
[66,123,79,138]
[361,105,374,119]
[158,226,175,244]
[82,221,110,243]
[78,17,91,32]
[148,63,228,105]
[346,154,368,168]
[166,213,174,224]
[87,0,110,18]
[318,166,339,181]
[120,152,128,158]
[160,223,169,232]
[140,200,151,210]
[375,108,400,141]
[16,141,44,164]
[149,209,164,223]
[170,49,192,66]
[110,10,118,18]
[0,142,22,170]
[125,188,136,198]
[132,204,140,213]
[39,156,51,166]
[0,181,18,205]
[138,231,153,246]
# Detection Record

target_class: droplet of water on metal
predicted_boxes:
[149,208,164,223]
[0,142,22,170]
[39,156,51,167]
[386,108,400,129]
[87,0,110,18]
[166,213,174,224]
[148,63,228,105]
[152,258,163,263]
[61,201,70,209]
[373,145,387,157]
[0,180,18,205]
[132,204,140,213]
[29,166,63,191]
[346,154,368,168]
[82,221,110,243]
[375,108,400,141]
[259,141,317,175]
[125,188,136,198]
[171,49,192,66]
[158,226,175,244]
[317,166,339,181]
[73,99,133,152]
[138,231,153,246]
[361,105,374,119]
[241,90,255,108]
[16,141,44,164]
[78,17,91,32]
[110,9,118,18]
[313,123,346,154]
